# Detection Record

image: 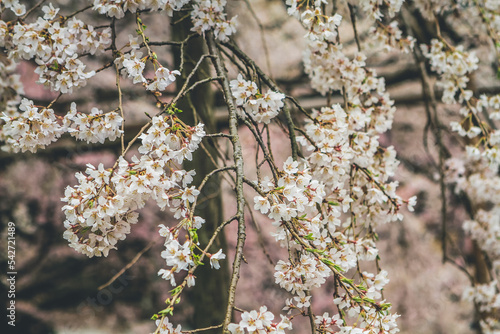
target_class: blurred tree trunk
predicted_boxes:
[172,12,230,332]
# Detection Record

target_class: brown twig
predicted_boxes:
[98,240,155,290]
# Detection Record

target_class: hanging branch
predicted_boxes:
[206,32,247,334]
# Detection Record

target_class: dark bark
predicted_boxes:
[171,12,230,332]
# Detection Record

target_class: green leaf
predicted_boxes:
[352,296,362,303]
[332,264,344,272]
[341,277,354,285]
[379,302,392,310]
[159,306,173,316]
[169,286,182,296]
[189,228,198,244]
[304,233,315,241]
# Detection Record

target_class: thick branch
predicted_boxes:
[206,33,246,334]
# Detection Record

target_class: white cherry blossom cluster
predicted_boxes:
[191,0,237,42]
[357,0,404,20]
[63,102,123,144]
[480,0,500,32]
[274,3,408,333]
[461,179,500,259]
[422,39,478,105]
[230,74,285,124]
[115,49,148,84]
[254,157,325,225]
[366,21,415,53]
[478,94,500,120]
[462,281,500,315]
[298,104,404,226]
[314,312,343,333]
[421,26,500,332]
[147,66,181,92]
[2,5,111,93]
[301,9,342,42]
[301,14,400,137]
[114,35,180,89]
[62,115,207,258]
[274,255,330,294]
[444,131,500,334]
[0,57,25,147]
[1,99,124,152]
[227,306,292,334]
[61,163,139,257]
[1,98,64,153]
[91,0,190,18]
[158,235,195,286]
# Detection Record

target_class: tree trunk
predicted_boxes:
[171,12,230,332]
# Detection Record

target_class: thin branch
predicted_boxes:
[169,54,215,107]
[347,3,362,52]
[189,166,236,219]
[239,116,279,183]
[181,324,223,333]
[98,240,155,290]
[243,0,273,78]
[21,0,47,20]
[63,4,93,21]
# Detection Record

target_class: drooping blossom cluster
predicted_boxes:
[422,40,479,105]
[1,3,111,93]
[63,102,123,144]
[300,9,405,137]
[243,2,413,333]
[420,13,500,333]
[1,98,63,153]
[366,21,415,53]
[445,144,500,334]
[463,281,500,313]
[227,306,292,334]
[114,34,180,89]
[1,99,123,152]
[358,0,405,20]
[92,0,236,41]
[354,0,414,53]
[0,57,26,151]
[190,0,237,42]
[91,0,190,18]
[230,74,285,124]
[62,115,206,258]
